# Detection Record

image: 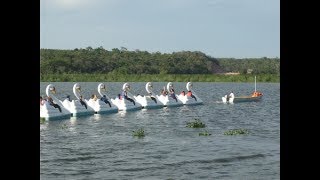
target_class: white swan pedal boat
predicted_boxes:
[133,82,163,109]
[177,82,203,105]
[111,83,142,111]
[86,83,118,114]
[156,82,183,107]
[40,84,71,120]
[61,83,95,116]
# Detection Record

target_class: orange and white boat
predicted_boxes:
[222,76,263,103]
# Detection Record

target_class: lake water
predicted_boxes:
[40,82,280,179]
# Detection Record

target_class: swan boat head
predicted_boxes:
[146,82,154,94]
[166,82,173,92]
[98,83,106,95]
[46,84,56,97]
[186,82,193,91]
[97,82,111,100]
[123,83,131,92]
[73,83,82,99]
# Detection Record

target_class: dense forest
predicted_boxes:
[218,58,280,74]
[40,47,279,76]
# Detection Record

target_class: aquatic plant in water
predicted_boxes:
[223,129,249,135]
[199,130,211,136]
[61,124,68,129]
[133,128,145,137]
[40,118,45,124]
[186,119,206,128]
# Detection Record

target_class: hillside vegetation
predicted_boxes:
[40,47,279,82]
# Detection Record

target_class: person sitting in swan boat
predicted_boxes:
[90,94,98,101]
[180,91,186,96]
[65,95,72,102]
[121,90,135,105]
[148,92,157,104]
[187,90,197,101]
[79,95,88,109]
[47,96,62,112]
[160,87,168,96]
[169,88,178,102]
[100,95,112,107]
[40,96,46,106]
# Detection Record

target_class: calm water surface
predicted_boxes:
[40,82,280,179]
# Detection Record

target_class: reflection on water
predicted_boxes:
[40,82,280,179]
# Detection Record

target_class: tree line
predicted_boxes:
[40,47,280,76]
[218,57,280,74]
[41,73,279,83]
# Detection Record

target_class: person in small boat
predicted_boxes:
[252,91,262,97]
[40,96,46,106]
[187,90,197,101]
[169,88,178,102]
[100,95,112,107]
[180,91,186,96]
[148,92,157,104]
[160,89,167,96]
[65,95,72,102]
[47,96,62,112]
[43,96,52,107]
[79,95,88,109]
[160,86,168,96]
[252,91,260,97]
[90,94,98,101]
[121,90,136,105]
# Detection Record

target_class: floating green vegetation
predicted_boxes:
[199,130,211,136]
[40,118,45,124]
[132,128,145,137]
[61,124,68,129]
[186,119,206,128]
[223,129,249,135]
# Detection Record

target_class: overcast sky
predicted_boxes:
[40,0,279,58]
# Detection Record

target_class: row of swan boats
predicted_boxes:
[40,82,203,120]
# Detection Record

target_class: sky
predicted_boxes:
[40,0,280,58]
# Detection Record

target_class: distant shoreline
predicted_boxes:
[40,74,279,83]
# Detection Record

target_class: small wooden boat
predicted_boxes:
[222,76,263,103]
[229,94,262,103]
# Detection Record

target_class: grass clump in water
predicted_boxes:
[40,118,45,124]
[186,119,206,128]
[199,130,211,136]
[61,124,68,129]
[223,129,249,135]
[132,128,145,137]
